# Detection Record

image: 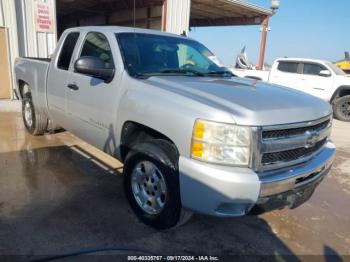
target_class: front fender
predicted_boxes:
[115,79,232,157]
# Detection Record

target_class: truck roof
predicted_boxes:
[276,57,331,64]
[64,26,188,39]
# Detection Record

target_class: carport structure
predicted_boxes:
[190,0,272,27]
[56,0,272,67]
[56,0,272,66]
[56,0,272,35]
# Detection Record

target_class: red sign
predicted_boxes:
[35,2,54,33]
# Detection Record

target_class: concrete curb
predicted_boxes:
[0,100,21,113]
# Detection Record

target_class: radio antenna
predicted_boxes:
[133,0,136,29]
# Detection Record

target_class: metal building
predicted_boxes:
[0,0,272,99]
[0,0,56,99]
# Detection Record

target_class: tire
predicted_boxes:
[123,139,192,229]
[22,92,48,135]
[333,95,350,122]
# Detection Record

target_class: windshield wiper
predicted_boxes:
[159,69,205,76]
[133,72,149,79]
[204,70,236,77]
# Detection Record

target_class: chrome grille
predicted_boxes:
[253,116,332,172]
[262,119,330,139]
[261,138,327,166]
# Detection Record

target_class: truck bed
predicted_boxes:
[14,57,51,116]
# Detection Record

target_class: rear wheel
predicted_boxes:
[123,140,192,229]
[22,91,48,135]
[333,95,350,122]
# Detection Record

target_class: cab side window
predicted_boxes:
[277,62,299,74]
[57,32,80,70]
[80,32,114,69]
[303,63,326,76]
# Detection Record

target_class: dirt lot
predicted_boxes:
[0,110,349,261]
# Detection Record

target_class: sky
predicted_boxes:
[189,0,350,67]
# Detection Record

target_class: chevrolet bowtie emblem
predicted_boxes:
[305,131,320,148]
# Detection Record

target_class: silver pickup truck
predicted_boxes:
[14,26,336,229]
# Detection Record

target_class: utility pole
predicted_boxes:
[257,16,270,70]
[257,0,280,70]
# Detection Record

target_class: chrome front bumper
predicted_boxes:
[179,141,336,217]
[259,140,335,197]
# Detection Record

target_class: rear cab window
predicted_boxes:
[277,61,299,74]
[57,32,80,70]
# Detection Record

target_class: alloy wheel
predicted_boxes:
[131,160,167,215]
[24,101,33,127]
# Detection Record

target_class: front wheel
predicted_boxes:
[333,95,350,122]
[123,140,192,229]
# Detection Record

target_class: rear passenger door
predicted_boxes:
[269,61,302,91]
[65,31,119,150]
[299,62,334,99]
[47,32,80,126]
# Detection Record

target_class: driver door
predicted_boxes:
[65,31,118,150]
[299,62,334,99]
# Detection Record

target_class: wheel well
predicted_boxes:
[18,80,29,99]
[338,88,350,97]
[331,86,350,102]
[120,121,177,162]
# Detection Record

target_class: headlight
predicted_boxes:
[191,119,251,166]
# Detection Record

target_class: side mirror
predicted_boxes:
[74,56,114,83]
[319,70,331,77]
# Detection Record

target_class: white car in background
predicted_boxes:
[231,58,350,121]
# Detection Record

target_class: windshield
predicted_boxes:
[326,62,346,75]
[116,33,233,78]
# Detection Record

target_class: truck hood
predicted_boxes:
[145,76,332,126]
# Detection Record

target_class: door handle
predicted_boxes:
[67,84,79,91]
